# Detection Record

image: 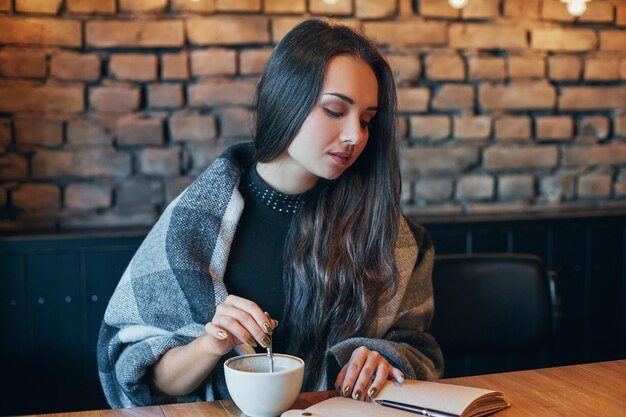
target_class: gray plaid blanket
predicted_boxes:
[97,142,443,408]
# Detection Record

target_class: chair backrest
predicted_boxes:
[430,253,558,356]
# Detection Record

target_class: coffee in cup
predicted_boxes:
[224,353,305,417]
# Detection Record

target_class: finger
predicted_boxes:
[352,350,384,401]
[224,295,274,335]
[264,312,277,334]
[390,367,405,383]
[335,363,348,390]
[264,313,278,333]
[340,347,368,398]
[205,322,230,340]
[366,361,389,400]
[203,322,234,356]
[215,302,268,347]
[212,309,258,347]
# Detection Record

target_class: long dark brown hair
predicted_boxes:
[253,19,400,389]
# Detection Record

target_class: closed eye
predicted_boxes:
[324,108,342,118]
[325,107,372,129]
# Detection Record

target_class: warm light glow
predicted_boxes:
[322,0,341,5]
[448,0,469,8]
[566,0,587,16]
[560,0,591,17]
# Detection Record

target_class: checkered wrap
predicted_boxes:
[97,142,443,409]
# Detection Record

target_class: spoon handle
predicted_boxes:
[264,312,274,373]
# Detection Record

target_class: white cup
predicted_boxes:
[224,353,305,417]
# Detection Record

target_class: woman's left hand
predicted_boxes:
[334,346,405,401]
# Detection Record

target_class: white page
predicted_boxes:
[377,380,502,416]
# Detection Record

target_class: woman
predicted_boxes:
[97,19,443,408]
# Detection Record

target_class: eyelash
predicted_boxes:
[324,108,371,129]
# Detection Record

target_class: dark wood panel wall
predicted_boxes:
[0,234,145,416]
[1,214,625,415]
[426,214,626,379]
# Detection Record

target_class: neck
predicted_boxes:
[256,160,318,195]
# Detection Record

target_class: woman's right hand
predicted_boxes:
[204,295,276,356]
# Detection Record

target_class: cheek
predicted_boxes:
[295,116,327,142]
[288,121,315,152]
[307,110,342,137]
[312,120,337,140]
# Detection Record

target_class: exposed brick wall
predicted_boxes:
[0,0,625,230]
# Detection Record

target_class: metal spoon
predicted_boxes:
[264,312,274,373]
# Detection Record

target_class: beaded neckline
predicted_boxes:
[247,166,304,214]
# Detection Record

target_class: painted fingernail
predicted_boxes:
[261,336,271,348]
[397,375,405,383]
[368,387,378,398]
[263,312,274,334]
[342,386,352,398]
[354,390,362,401]
[336,388,342,396]
[216,330,228,340]
[273,319,279,328]
[247,338,257,347]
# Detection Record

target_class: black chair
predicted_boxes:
[430,253,560,375]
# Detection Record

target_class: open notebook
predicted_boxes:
[282,380,510,417]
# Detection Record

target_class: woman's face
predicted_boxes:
[274,55,379,191]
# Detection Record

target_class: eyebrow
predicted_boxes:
[324,92,378,112]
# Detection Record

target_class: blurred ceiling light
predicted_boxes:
[322,0,341,4]
[560,0,591,16]
[447,0,590,16]
[448,0,469,8]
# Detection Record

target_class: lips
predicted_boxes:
[329,151,352,166]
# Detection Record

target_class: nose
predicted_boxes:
[339,116,365,146]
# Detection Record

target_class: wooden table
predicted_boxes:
[439,359,626,417]
[22,360,626,417]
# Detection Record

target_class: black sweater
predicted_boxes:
[223,166,304,354]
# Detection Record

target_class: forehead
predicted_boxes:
[321,55,378,106]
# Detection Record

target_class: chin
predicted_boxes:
[317,168,346,181]
[305,161,352,182]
